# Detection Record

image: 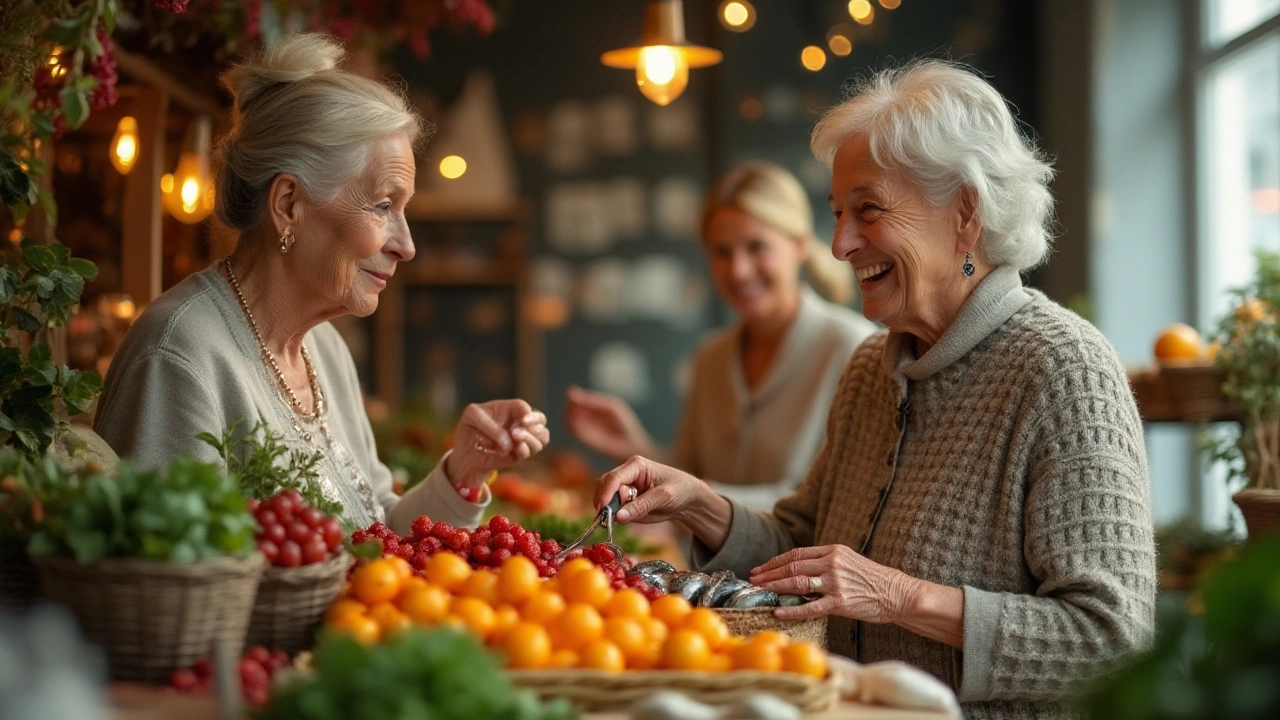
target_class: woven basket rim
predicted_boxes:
[714,607,808,615]
[507,668,832,683]
[33,552,266,577]
[261,552,354,582]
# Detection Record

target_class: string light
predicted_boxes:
[801,46,827,72]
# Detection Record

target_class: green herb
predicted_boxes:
[0,239,101,458]
[518,512,657,556]
[198,419,344,521]
[0,447,81,545]
[27,457,256,565]
[257,628,577,720]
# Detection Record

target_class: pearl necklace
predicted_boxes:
[224,256,325,421]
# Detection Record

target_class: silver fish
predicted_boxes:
[670,572,714,604]
[700,576,752,608]
[726,587,780,608]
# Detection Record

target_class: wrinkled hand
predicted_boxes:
[593,456,715,525]
[446,400,549,489]
[565,386,656,462]
[750,545,921,623]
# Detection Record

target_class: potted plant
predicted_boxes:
[1206,250,1280,536]
[26,457,265,682]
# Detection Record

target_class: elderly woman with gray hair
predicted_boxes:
[95,34,549,534]
[595,61,1156,719]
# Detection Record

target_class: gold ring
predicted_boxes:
[474,442,491,455]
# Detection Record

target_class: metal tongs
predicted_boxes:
[556,491,626,564]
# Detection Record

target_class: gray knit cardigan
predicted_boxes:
[694,266,1157,720]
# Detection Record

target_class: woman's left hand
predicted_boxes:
[750,545,921,623]
[445,400,549,489]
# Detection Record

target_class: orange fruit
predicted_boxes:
[780,643,828,678]
[603,617,649,665]
[661,629,711,671]
[328,612,380,645]
[561,566,613,609]
[549,649,580,669]
[460,569,499,605]
[325,598,368,624]
[642,616,669,645]
[682,607,731,650]
[651,595,692,629]
[751,630,791,649]
[497,556,541,605]
[386,556,413,580]
[368,603,411,638]
[351,559,403,605]
[1153,323,1206,363]
[451,596,498,640]
[604,588,651,620]
[630,644,662,670]
[426,552,473,592]
[400,584,451,625]
[400,575,431,595]
[579,639,626,672]
[552,603,604,651]
[502,622,553,669]
[558,557,597,581]
[707,653,732,673]
[522,589,568,625]
[731,638,783,672]
[1235,298,1274,325]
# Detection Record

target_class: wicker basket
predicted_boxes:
[508,668,839,713]
[35,553,265,683]
[0,545,43,611]
[1129,367,1176,421]
[247,552,353,654]
[715,608,828,649]
[1234,488,1280,539]
[1160,363,1238,421]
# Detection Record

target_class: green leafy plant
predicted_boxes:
[1080,536,1280,720]
[0,239,100,457]
[258,628,576,720]
[1205,250,1280,490]
[198,418,343,521]
[27,456,256,564]
[0,447,83,548]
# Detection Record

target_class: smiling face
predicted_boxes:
[292,133,417,318]
[828,135,973,336]
[703,206,807,323]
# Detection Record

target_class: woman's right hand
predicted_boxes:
[565,385,657,462]
[594,456,734,551]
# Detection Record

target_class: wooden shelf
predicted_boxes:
[1129,365,1244,424]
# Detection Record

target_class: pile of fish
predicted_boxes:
[625,561,810,609]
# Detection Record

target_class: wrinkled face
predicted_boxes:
[703,206,806,322]
[829,135,959,330]
[293,133,416,318]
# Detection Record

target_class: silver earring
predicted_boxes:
[279,229,295,254]
[962,252,975,276]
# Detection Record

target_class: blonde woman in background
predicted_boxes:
[567,162,876,510]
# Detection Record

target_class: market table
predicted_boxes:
[110,683,952,719]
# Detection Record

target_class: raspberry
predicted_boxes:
[491,548,513,565]
[488,515,512,534]
[422,537,444,554]
[533,559,552,577]
[431,522,454,540]
[397,543,416,560]
[492,532,515,551]
[411,552,431,571]
[540,539,561,556]
[446,529,470,552]
[410,516,434,537]
[368,522,391,538]
[643,586,664,601]
[516,533,541,559]
[381,537,401,556]
[470,528,492,547]
[565,549,584,561]
[625,574,646,588]
[351,529,369,544]
[588,545,616,566]
[471,545,493,566]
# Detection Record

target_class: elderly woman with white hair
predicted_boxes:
[94,34,549,534]
[594,61,1156,719]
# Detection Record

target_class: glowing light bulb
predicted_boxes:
[110,116,139,175]
[719,0,756,31]
[636,46,689,106]
[848,0,874,23]
[181,178,199,213]
[439,155,467,179]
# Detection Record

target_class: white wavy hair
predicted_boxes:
[811,60,1055,271]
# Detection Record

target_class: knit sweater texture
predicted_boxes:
[694,266,1157,719]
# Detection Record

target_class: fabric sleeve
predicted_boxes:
[667,350,703,476]
[386,450,489,534]
[958,353,1157,702]
[92,350,224,469]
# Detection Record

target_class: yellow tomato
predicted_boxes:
[553,603,604,651]
[497,556,541,605]
[400,585,452,625]
[351,559,403,606]
[604,588,651,620]
[502,622,553,669]
[460,569,499,605]
[780,643,828,678]
[650,595,692,629]
[451,596,497,640]
[426,552,473,592]
[661,629,712,671]
[521,589,567,625]
[579,639,626,672]
[328,612,380,645]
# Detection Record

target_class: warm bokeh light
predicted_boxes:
[719,0,756,31]
[879,0,902,9]
[439,155,467,179]
[849,0,875,24]
[828,34,853,56]
[160,173,173,194]
[1254,187,1280,214]
[738,95,764,121]
[110,116,139,175]
[162,153,214,224]
[801,45,827,72]
[47,49,67,79]
[636,46,689,106]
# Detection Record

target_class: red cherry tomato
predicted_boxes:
[298,507,325,529]
[301,537,329,565]
[257,539,280,564]
[267,494,295,520]
[319,518,343,550]
[278,541,302,568]
[287,521,312,545]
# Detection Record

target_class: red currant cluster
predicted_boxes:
[88,30,118,111]
[575,543,664,600]
[354,515,566,578]
[167,646,288,706]
[248,490,344,568]
[152,0,191,11]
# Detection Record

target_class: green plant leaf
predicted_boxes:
[0,150,34,207]
[58,86,90,130]
[12,308,40,332]
[67,258,98,280]
[21,243,54,274]
[43,15,89,45]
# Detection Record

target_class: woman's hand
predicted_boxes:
[750,545,922,624]
[445,400,549,490]
[565,386,657,462]
[594,456,734,551]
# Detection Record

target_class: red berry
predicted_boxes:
[470,528,492,547]
[298,507,325,528]
[422,537,444,554]
[446,529,470,552]
[302,537,329,565]
[351,529,369,544]
[491,548,513,565]
[267,494,295,520]
[246,646,271,666]
[382,537,401,555]
[471,545,493,566]
[368,522,391,538]
[278,541,302,568]
[587,545,614,566]
[169,668,199,692]
[410,516,434,537]
[488,515,512,533]
[565,549,584,561]
[492,532,515,551]
[193,658,211,679]
[269,650,290,673]
[533,559,552,577]
[320,518,343,550]
[246,498,260,513]
[411,552,431,571]
[626,574,646,588]
[396,542,415,560]
[239,657,270,697]
[256,509,279,529]
[516,534,540,558]
[257,539,279,564]
[282,488,304,508]
[540,539,561,556]
[244,683,270,707]
[430,522,454,540]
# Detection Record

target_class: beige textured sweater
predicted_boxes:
[694,267,1156,719]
